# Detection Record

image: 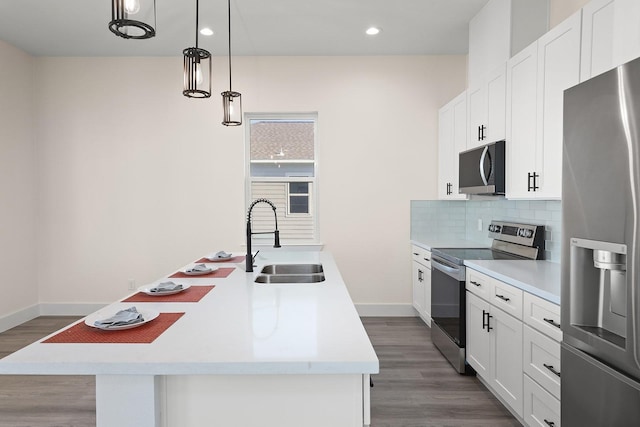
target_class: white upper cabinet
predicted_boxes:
[581,0,616,82]
[506,12,582,199]
[438,92,468,200]
[467,64,507,149]
[613,0,640,67]
[468,0,549,88]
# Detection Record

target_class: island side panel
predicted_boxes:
[96,375,162,427]
[164,374,364,426]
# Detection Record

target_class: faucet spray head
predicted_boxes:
[274,230,281,248]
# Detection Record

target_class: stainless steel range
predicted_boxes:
[430,220,544,374]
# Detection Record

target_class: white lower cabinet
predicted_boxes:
[411,245,431,325]
[466,291,523,418]
[467,268,561,424]
[524,374,561,427]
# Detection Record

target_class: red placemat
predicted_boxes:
[42,313,184,344]
[169,267,235,279]
[194,255,246,264]
[121,285,215,303]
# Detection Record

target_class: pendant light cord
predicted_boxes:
[228,0,232,91]
[195,0,200,48]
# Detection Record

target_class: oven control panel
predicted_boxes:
[488,220,544,248]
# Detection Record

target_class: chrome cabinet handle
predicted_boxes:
[543,317,561,329]
[496,294,510,302]
[543,363,561,377]
[470,280,481,287]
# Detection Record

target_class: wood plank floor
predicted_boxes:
[0,316,519,426]
[363,317,520,427]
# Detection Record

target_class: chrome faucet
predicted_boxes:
[246,198,281,272]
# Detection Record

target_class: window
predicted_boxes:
[246,113,318,244]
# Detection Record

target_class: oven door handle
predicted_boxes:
[431,256,464,281]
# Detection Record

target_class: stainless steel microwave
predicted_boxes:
[458,140,505,195]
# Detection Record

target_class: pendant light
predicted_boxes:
[183,0,212,98]
[109,0,156,39]
[221,0,242,126]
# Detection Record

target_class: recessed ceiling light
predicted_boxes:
[366,27,381,36]
[200,28,214,36]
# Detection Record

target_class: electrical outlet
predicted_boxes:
[128,279,136,290]
[477,218,483,232]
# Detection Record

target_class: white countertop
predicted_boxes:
[0,251,379,376]
[411,239,484,251]
[464,259,561,305]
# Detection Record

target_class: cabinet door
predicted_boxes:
[491,306,524,417]
[535,11,582,199]
[466,292,492,378]
[438,92,468,200]
[467,84,487,149]
[581,0,615,82]
[412,261,426,318]
[506,41,538,199]
[613,0,640,68]
[485,64,506,142]
[423,266,432,326]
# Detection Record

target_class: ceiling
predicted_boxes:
[0,0,488,57]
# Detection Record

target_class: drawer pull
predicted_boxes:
[413,252,419,256]
[543,317,561,329]
[543,363,561,377]
[424,257,430,262]
[544,419,555,427]
[496,294,510,302]
[470,280,482,287]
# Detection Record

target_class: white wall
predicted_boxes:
[0,41,38,320]
[31,55,467,307]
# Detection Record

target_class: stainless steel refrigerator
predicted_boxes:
[562,56,640,426]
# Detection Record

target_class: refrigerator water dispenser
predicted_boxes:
[569,238,627,347]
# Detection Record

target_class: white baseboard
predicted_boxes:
[355,303,418,317]
[0,303,108,333]
[0,304,40,334]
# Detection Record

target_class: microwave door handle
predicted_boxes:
[479,146,492,186]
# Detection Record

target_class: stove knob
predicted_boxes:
[525,229,534,238]
[494,225,501,233]
[518,229,525,237]
[488,225,495,232]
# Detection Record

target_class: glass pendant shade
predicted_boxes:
[109,0,156,39]
[183,47,212,98]
[221,0,242,126]
[222,91,242,126]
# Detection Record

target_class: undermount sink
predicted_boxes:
[255,263,325,284]
[260,264,324,275]
[254,273,325,284]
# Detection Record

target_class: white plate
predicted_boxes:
[206,256,233,262]
[85,308,160,331]
[138,283,190,296]
[183,266,216,275]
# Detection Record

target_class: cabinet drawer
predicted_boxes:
[492,280,523,320]
[524,293,562,342]
[524,374,561,427]
[466,269,495,300]
[524,325,561,399]
[411,245,431,267]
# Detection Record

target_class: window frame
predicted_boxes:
[244,112,320,244]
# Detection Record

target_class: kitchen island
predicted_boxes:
[0,251,379,427]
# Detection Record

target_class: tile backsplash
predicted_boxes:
[410,198,561,263]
